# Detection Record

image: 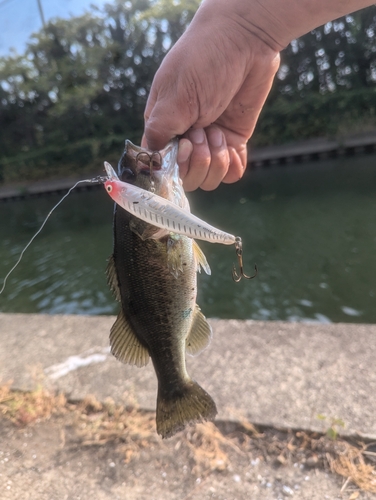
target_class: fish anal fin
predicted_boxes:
[110,309,150,367]
[186,305,212,356]
[193,240,211,275]
[106,255,121,302]
[156,380,217,439]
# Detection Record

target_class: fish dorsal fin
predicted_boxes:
[186,305,212,356]
[110,309,150,367]
[193,240,211,275]
[106,255,121,302]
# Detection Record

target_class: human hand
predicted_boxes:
[142,1,280,191]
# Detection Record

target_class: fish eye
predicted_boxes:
[106,185,112,193]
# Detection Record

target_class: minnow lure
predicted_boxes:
[104,161,236,244]
[103,161,256,282]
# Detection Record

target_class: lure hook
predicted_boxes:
[232,237,257,283]
[135,151,162,193]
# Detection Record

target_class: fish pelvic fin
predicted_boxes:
[186,305,212,356]
[110,309,150,367]
[106,255,121,302]
[193,240,211,275]
[156,380,217,439]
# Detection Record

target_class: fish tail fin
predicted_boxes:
[156,381,217,439]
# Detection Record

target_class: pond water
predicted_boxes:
[1,154,376,323]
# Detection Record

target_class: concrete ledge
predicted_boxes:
[1,313,376,438]
[1,133,376,200]
[249,131,376,167]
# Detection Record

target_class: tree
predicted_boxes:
[275,7,376,95]
[0,0,199,182]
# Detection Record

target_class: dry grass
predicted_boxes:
[328,441,376,493]
[0,382,66,425]
[182,422,233,474]
[1,383,376,492]
[246,427,376,493]
[74,394,157,463]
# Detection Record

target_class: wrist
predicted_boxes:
[199,0,374,50]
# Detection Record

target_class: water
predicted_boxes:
[1,154,375,323]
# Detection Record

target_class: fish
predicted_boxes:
[105,139,217,438]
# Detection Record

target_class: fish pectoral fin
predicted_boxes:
[186,305,212,356]
[129,219,163,241]
[106,255,121,302]
[166,234,184,278]
[193,240,211,275]
[110,309,150,367]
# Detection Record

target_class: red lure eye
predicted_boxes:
[106,184,112,193]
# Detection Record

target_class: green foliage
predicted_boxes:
[274,7,376,95]
[317,414,345,440]
[0,0,198,183]
[253,6,376,146]
[252,87,376,147]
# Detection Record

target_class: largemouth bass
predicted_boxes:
[106,139,217,438]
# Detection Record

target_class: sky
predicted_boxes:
[0,0,108,56]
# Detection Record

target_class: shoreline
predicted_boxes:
[1,131,376,201]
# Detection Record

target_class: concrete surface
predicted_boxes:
[1,313,376,439]
[250,131,376,166]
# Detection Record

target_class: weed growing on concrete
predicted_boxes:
[1,384,376,493]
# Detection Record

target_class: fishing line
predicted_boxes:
[0,177,106,295]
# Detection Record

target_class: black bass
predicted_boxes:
[105,139,217,438]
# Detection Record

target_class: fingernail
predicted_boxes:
[208,129,223,148]
[178,140,193,163]
[190,128,205,145]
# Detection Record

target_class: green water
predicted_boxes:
[1,154,376,323]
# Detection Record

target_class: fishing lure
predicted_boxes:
[103,162,256,282]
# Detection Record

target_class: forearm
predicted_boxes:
[199,0,375,50]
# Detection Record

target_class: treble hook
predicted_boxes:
[135,151,162,193]
[232,237,258,283]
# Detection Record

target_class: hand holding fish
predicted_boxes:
[143,0,373,192]
[143,0,280,192]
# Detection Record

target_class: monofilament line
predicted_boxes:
[0,178,101,295]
